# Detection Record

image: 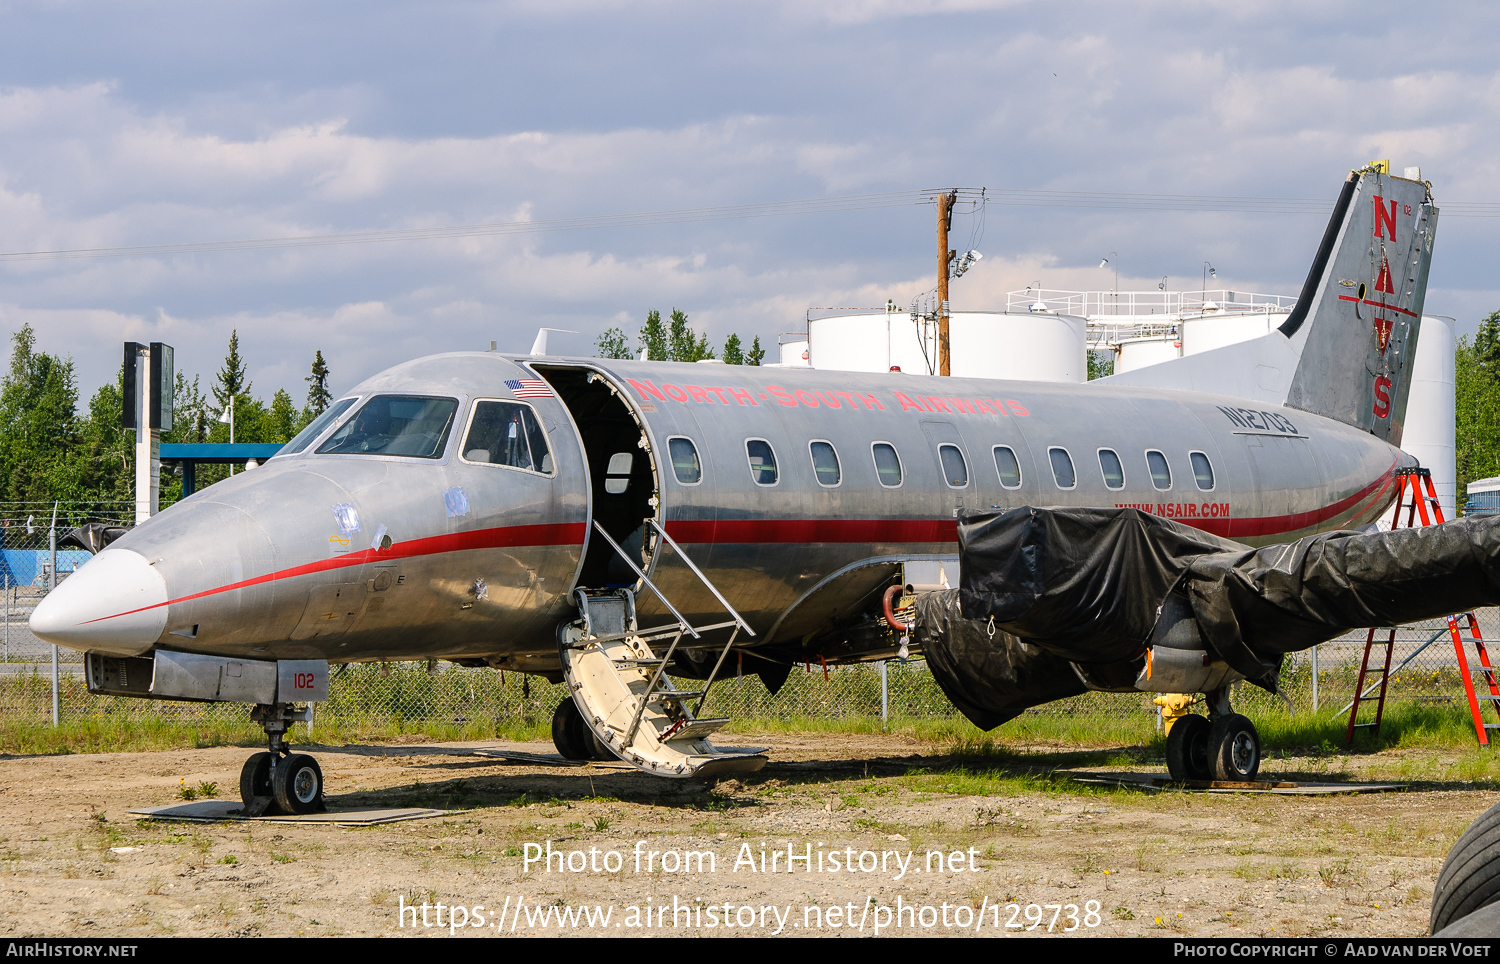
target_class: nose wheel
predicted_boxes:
[241,703,326,816]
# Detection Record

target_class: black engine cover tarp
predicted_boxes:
[917,506,1500,730]
[955,507,1243,663]
[913,591,1087,731]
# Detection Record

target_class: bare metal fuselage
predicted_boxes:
[36,353,1410,676]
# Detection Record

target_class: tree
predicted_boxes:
[73,375,132,505]
[0,325,83,502]
[722,333,744,365]
[213,329,252,425]
[1088,350,1115,380]
[267,390,299,443]
[162,373,210,445]
[639,310,667,361]
[1456,329,1500,510]
[665,308,713,363]
[746,336,765,367]
[595,327,633,359]
[305,350,332,415]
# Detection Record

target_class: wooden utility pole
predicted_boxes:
[936,191,957,376]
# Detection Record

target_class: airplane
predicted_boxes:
[29,164,1436,810]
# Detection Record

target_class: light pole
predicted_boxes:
[1202,261,1217,303]
[1099,253,1118,312]
[219,397,235,475]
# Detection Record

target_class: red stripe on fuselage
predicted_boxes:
[82,522,587,624]
[1189,465,1395,539]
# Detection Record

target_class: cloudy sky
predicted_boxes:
[2,0,1496,405]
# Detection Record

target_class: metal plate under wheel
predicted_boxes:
[559,622,767,779]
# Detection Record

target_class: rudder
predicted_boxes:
[1283,166,1438,446]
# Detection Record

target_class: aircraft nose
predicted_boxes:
[29,549,169,656]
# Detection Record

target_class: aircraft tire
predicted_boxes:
[551,699,593,760]
[588,728,617,762]
[1431,799,1500,934]
[272,754,325,815]
[1165,714,1212,782]
[239,752,273,806]
[1209,714,1260,782]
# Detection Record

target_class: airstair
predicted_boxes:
[557,519,768,778]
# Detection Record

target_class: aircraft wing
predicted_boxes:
[915,507,1500,730]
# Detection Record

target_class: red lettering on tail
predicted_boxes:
[1374,196,1397,241]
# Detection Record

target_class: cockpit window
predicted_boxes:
[278,397,358,456]
[317,395,458,459]
[460,400,553,473]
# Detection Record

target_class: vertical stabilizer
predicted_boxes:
[1283,168,1438,446]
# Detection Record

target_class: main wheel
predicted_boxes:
[1209,713,1261,781]
[1165,714,1213,782]
[1432,799,1500,934]
[239,752,273,806]
[587,727,617,762]
[551,699,593,760]
[272,754,325,815]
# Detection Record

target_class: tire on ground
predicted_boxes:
[272,753,324,815]
[1165,714,1212,782]
[1208,713,1260,782]
[239,751,273,806]
[551,698,593,760]
[1432,798,1500,934]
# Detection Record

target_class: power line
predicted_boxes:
[0,186,1492,263]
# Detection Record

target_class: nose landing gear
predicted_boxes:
[240,703,325,816]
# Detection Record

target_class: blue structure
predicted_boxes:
[159,443,283,497]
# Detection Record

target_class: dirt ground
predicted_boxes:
[0,732,1491,939]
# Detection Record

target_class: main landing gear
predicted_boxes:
[240,703,325,816]
[1164,687,1262,783]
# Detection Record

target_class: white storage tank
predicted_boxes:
[1402,314,1456,520]
[776,339,811,367]
[1115,334,1180,373]
[805,310,1085,382]
[1180,310,1290,355]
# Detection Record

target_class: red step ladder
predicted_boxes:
[1346,468,1500,746]
[1448,612,1500,748]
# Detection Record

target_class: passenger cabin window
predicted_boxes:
[1191,451,1215,491]
[1098,449,1125,490]
[809,441,841,486]
[668,437,701,484]
[318,395,459,460]
[993,446,1022,488]
[280,397,358,456]
[1049,447,1076,489]
[458,400,553,472]
[872,442,903,487]
[747,439,778,485]
[1147,450,1172,490]
[938,444,968,487]
[604,452,633,493]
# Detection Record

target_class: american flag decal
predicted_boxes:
[506,378,553,399]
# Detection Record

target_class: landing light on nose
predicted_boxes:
[29,549,169,656]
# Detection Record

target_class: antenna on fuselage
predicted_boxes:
[529,328,577,356]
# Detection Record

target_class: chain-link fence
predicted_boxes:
[8,616,1500,739]
[4,502,1500,741]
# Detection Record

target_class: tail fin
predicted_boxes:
[1283,167,1438,446]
